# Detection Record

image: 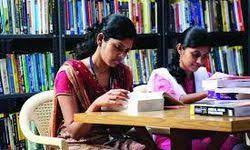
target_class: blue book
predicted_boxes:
[31,54,39,92]
[69,0,74,35]
[39,53,46,91]
[34,0,39,34]
[26,54,35,93]
[103,0,107,16]
[207,90,237,100]
[6,54,15,93]
[35,53,42,91]
[77,0,83,34]
[109,0,115,14]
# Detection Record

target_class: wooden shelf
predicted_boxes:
[0,93,37,100]
[0,34,55,39]
[166,31,246,47]
[0,93,38,113]
[134,34,161,49]
[63,33,161,50]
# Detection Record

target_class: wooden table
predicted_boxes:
[74,106,250,149]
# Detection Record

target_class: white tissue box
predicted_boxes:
[126,92,164,113]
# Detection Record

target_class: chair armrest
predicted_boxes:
[26,134,68,150]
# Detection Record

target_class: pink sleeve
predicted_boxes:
[153,74,181,100]
[54,71,73,95]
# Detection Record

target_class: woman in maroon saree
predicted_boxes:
[50,14,154,150]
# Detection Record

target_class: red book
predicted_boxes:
[236,0,245,31]
[87,1,92,27]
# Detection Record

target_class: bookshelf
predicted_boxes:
[59,0,163,85]
[0,0,249,110]
[0,0,164,113]
[0,0,58,113]
[163,0,249,76]
[58,0,163,66]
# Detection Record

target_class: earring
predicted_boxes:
[97,41,101,46]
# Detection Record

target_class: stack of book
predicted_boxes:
[191,76,250,117]
[203,76,250,100]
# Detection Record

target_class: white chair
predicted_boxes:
[19,90,68,150]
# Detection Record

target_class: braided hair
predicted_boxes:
[74,14,136,59]
[167,26,210,85]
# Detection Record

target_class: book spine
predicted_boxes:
[207,90,237,100]
[0,59,10,94]
[0,70,4,94]
[10,54,20,93]
[191,105,235,116]
[17,55,25,93]
[6,54,15,93]
[0,118,8,149]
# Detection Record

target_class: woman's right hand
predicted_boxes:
[87,89,130,112]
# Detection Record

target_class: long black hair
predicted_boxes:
[168,26,210,84]
[74,14,136,59]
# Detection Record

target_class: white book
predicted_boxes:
[101,91,164,113]
[202,77,250,90]
[0,59,10,94]
[126,91,164,113]
[215,87,250,94]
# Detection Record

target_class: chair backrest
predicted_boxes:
[32,91,54,136]
[20,90,69,150]
[21,90,54,136]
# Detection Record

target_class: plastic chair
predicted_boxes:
[19,90,68,150]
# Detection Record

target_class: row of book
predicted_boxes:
[0,0,55,35]
[167,45,244,76]
[124,49,157,85]
[208,45,244,76]
[0,113,26,150]
[169,0,245,33]
[0,52,54,95]
[64,0,158,35]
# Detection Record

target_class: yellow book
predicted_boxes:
[142,0,151,33]
[0,113,4,118]
[10,54,20,93]
[16,113,25,140]
[190,105,195,115]
[221,0,229,32]
[235,46,244,75]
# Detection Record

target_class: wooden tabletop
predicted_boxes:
[74,105,250,133]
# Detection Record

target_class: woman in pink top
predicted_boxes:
[148,26,242,150]
[50,14,155,150]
